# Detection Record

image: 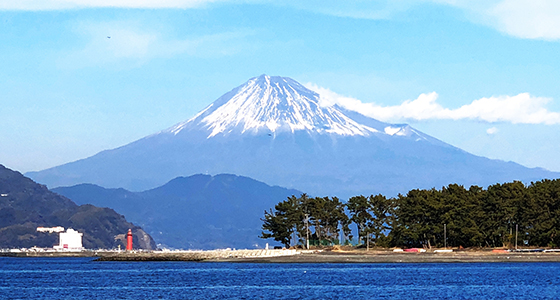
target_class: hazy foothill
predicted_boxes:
[53,174,301,250]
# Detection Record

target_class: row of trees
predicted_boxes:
[260,194,350,247]
[260,179,560,249]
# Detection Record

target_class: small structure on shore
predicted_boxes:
[53,228,84,251]
[37,226,84,251]
[126,229,133,251]
[36,226,65,233]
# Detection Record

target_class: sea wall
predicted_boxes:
[96,249,299,261]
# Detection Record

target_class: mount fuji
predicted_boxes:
[28,75,558,197]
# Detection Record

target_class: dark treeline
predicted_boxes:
[260,179,560,249]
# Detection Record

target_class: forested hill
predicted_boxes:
[262,179,560,249]
[0,164,156,250]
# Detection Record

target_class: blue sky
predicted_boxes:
[2,0,560,174]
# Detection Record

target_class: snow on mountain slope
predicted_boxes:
[167,75,382,138]
[333,104,446,146]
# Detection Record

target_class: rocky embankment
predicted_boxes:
[94,249,560,263]
[95,249,299,261]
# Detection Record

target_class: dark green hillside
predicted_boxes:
[0,164,156,250]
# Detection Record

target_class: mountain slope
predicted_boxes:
[0,164,156,250]
[169,75,377,137]
[53,174,302,249]
[28,75,559,197]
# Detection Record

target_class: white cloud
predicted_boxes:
[0,0,417,13]
[307,83,560,125]
[436,0,560,40]
[276,0,560,40]
[59,21,250,68]
[488,0,560,39]
[4,0,560,40]
[0,0,221,10]
[451,93,560,124]
[289,0,560,40]
[486,127,499,134]
[273,0,426,20]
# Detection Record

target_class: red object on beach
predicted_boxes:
[404,248,420,252]
[126,229,133,251]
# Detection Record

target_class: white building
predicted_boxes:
[36,226,65,233]
[53,228,84,251]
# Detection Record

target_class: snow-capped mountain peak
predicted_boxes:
[168,75,379,137]
[28,75,558,202]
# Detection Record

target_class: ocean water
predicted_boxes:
[1,257,560,299]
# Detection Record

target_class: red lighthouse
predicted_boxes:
[126,229,133,251]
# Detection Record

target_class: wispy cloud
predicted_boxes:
[488,0,560,40]
[270,0,560,40]
[297,0,560,40]
[437,0,560,40]
[4,0,560,40]
[307,83,560,125]
[272,0,425,20]
[261,0,560,40]
[289,0,560,40]
[59,21,251,68]
[0,0,221,10]
[0,0,412,13]
[486,127,499,134]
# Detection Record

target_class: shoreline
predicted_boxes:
[5,249,560,263]
[94,250,560,263]
[228,251,560,263]
[0,251,98,258]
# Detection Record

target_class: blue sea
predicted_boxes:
[1,257,560,299]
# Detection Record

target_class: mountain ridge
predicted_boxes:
[53,173,302,249]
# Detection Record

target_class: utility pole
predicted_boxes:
[515,224,518,250]
[367,233,370,251]
[305,214,310,250]
[444,224,447,249]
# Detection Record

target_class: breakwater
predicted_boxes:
[95,249,560,263]
[95,249,300,261]
[6,248,560,263]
